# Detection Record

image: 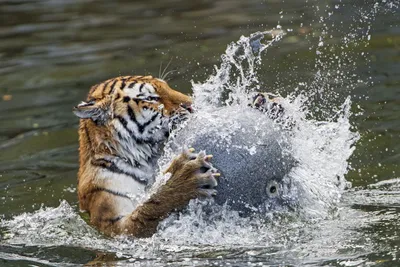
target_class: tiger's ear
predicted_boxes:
[73,100,109,124]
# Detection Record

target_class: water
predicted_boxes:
[0,0,399,266]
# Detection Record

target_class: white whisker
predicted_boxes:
[161,57,173,80]
[162,69,176,81]
[159,61,163,78]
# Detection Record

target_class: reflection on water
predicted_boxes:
[0,0,399,266]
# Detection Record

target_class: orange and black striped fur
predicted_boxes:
[73,75,218,238]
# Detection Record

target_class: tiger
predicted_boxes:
[73,75,219,238]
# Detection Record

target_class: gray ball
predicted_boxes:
[167,107,297,216]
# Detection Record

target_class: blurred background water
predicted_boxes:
[0,0,399,266]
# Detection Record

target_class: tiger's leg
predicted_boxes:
[95,148,218,238]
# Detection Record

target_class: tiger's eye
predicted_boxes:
[146,96,160,101]
[123,96,130,102]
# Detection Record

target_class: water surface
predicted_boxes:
[0,0,399,266]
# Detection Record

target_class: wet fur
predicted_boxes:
[75,76,217,237]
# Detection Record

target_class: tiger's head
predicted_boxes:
[74,75,191,119]
[73,76,192,170]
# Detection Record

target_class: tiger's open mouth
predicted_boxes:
[180,103,194,113]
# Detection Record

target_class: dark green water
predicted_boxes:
[0,0,399,266]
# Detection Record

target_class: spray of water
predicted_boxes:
[155,29,359,229]
[192,31,284,109]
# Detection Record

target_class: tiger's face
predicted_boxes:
[73,75,192,143]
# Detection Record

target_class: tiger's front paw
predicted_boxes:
[186,150,219,198]
[250,93,284,120]
[165,149,219,199]
[130,149,218,237]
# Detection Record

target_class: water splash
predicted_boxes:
[0,201,101,248]
[297,0,400,120]
[157,29,359,222]
[192,31,285,110]
[287,97,359,219]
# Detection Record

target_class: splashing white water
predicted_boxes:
[192,31,284,109]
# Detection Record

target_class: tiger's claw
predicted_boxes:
[198,188,218,198]
[204,155,213,162]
